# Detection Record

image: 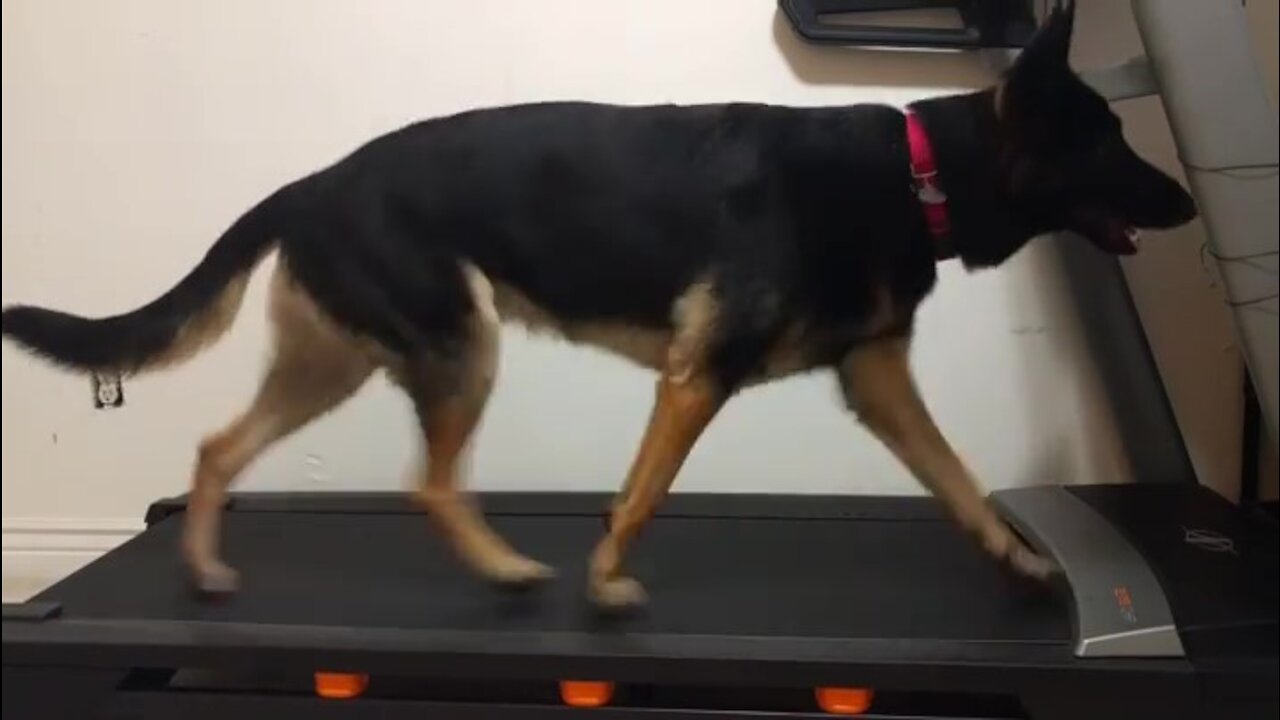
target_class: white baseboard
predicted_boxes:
[2,518,142,602]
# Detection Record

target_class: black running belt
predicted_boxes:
[38,495,1070,644]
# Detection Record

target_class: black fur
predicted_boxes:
[2,3,1196,393]
[1,187,287,372]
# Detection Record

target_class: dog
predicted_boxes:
[2,3,1196,609]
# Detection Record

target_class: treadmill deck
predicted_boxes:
[41,493,1070,645]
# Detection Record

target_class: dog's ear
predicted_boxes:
[1015,1,1075,72]
[999,1,1078,120]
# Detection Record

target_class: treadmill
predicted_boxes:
[3,484,1276,719]
[5,3,1278,719]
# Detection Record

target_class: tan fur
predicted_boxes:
[605,278,720,512]
[589,371,723,608]
[178,262,1038,600]
[142,270,255,372]
[183,263,375,590]
[459,263,501,395]
[491,280,728,373]
[181,260,552,591]
[837,338,1053,580]
[667,279,718,383]
[491,279,905,388]
[401,264,552,585]
[585,286,913,608]
[185,263,741,592]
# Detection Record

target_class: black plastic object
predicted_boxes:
[2,601,62,622]
[779,0,1038,49]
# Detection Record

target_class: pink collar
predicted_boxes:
[905,110,954,260]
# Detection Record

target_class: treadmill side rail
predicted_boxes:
[2,601,63,622]
[991,486,1185,659]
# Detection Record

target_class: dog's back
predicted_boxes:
[288,100,917,347]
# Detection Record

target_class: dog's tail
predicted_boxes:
[2,186,292,375]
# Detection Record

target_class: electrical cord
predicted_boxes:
[1181,160,1279,178]
[1200,245,1279,317]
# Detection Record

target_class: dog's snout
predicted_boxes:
[1172,187,1199,225]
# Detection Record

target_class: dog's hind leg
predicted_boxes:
[837,338,1056,581]
[397,264,553,588]
[183,265,374,593]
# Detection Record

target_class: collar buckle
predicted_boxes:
[915,180,947,205]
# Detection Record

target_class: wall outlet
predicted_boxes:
[91,373,124,409]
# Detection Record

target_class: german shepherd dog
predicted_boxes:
[2,3,1195,609]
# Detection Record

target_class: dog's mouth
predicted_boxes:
[1072,209,1142,255]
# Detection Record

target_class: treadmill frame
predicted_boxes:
[3,492,1215,720]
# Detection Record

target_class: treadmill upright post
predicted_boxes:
[1130,0,1280,444]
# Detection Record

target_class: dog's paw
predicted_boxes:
[589,575,648,611]
[1008,544,1059,581]
[979,521,1058,582]
[486,554,556,589]
[192,561,240,596]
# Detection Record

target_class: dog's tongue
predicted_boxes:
[1107,219,1141,254]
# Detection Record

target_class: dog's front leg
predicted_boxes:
[838,338,1056,580]
[588,372,723,610]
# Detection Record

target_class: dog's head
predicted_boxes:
[994,1,1197,256]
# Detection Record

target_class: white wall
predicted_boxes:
[2,0,1264,598]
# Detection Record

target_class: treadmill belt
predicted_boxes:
[41,506,1069,644]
